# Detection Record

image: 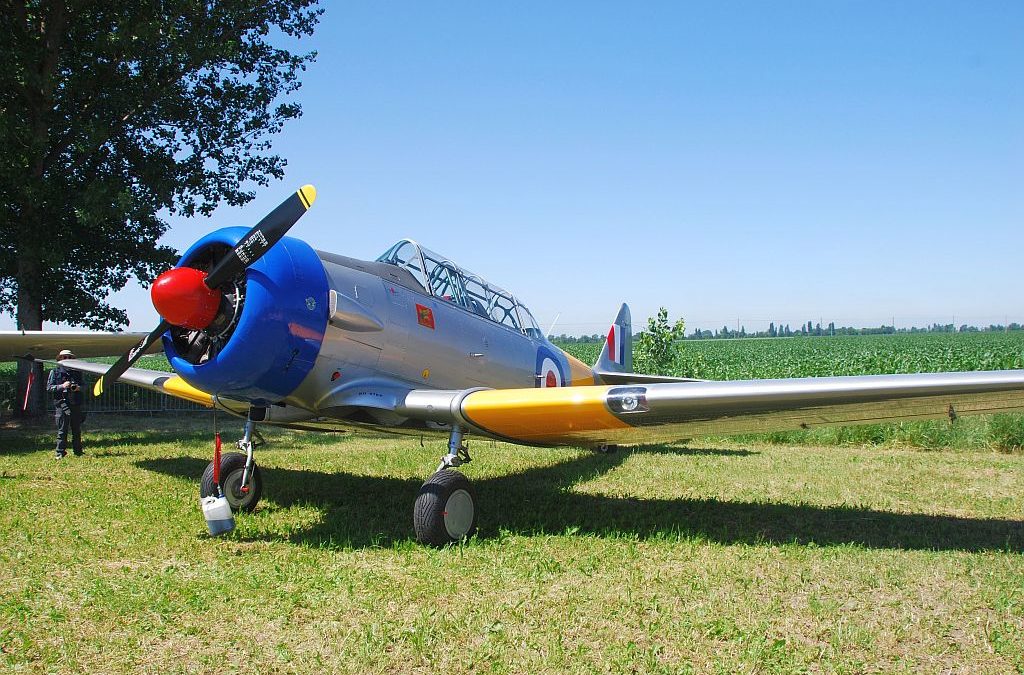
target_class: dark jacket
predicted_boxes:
[47,365,84,407]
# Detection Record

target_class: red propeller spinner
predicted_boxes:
[150,267,222,330]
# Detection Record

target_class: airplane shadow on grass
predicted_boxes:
[136,448,1024,553]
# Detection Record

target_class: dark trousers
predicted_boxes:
[55,406,84,456]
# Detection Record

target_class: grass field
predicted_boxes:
[1,415,1022,673]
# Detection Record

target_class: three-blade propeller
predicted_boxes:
[94,185,317,396]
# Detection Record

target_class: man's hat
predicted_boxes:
[58,349,75,358]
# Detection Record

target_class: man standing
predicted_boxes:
[47,349,85,459]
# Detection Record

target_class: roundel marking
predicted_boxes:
[539,356,563,388]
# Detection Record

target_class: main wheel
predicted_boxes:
[413,469,477,547]
[200,452,263,513]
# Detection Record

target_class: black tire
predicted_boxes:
[413,469,477,547]
[594,444,619,454]
[200,452,263,513]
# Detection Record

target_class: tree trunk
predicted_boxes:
[11,3,66,418]
[14,256,46,418]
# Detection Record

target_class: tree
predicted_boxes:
[635,307,685,375]
[1,0,321,414]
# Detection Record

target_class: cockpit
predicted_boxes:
[377,239,545,339]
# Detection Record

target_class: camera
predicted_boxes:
[68,383,80,392]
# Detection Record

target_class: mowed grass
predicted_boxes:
[1,415,1022,673]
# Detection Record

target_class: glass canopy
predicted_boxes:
[377,239,543,338]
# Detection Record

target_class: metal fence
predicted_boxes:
[0,372,209,415]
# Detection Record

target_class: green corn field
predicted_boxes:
[562,332,1024,380]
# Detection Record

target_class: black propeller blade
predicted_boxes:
[205,185,317,289]
[93,185,317,397]
[93,320,170,396]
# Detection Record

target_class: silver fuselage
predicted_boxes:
[265,251,560,430]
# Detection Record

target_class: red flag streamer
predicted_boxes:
[22,369,34,412]
[213,433,222,487]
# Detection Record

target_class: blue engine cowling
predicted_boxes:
[162,227,330,405]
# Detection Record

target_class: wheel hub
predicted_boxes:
[443,488,474,538]
[222,469,256,510]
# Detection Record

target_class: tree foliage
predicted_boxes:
[0,0,322,331]
[635,307,685,375]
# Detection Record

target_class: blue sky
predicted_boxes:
[19,1,1024,334]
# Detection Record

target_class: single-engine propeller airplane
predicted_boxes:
[4,184,1024,545]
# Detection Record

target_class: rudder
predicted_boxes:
[594,303,631,373]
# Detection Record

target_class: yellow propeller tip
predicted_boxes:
[298,184,317,209]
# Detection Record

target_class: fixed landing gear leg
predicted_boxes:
[238,416,258,492]
[436,424,472,472]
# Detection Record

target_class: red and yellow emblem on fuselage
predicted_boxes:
[415,304,435,329]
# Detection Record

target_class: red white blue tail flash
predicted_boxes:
[608,323,625,366]
[592,303,632,378]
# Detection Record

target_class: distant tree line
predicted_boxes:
[549,322,1023,343]
[686,322,1024,340]
[550,334,607,344]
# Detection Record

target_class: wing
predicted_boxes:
[397,370,1024,447]
[54,359,353,432]
[0,331,162,360]
[57,359,214,407]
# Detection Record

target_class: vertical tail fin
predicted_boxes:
[592,304,704,384]
[594,303,632,374]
